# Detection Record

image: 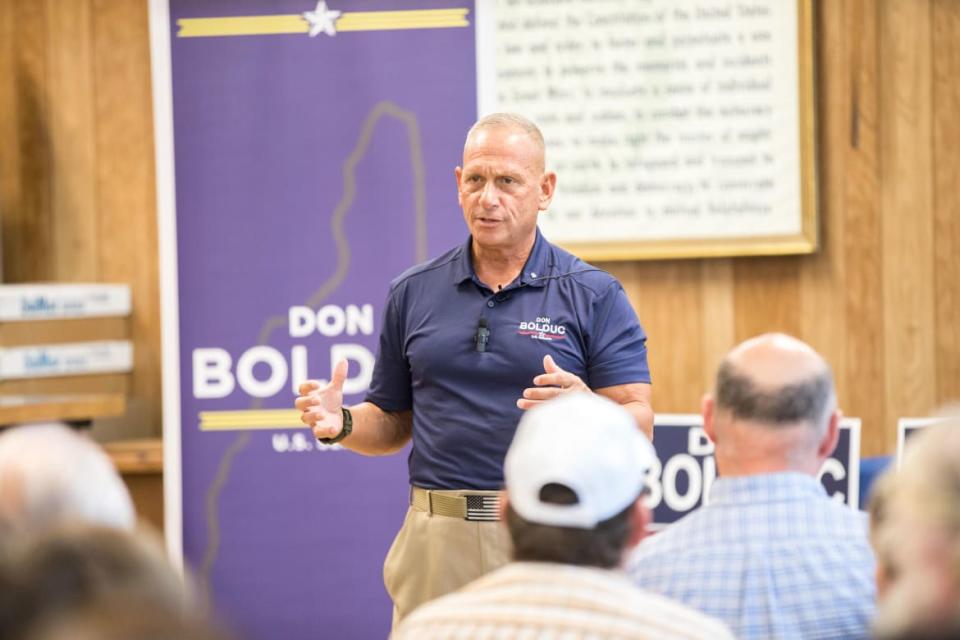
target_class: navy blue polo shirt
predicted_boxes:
[365,229,650,490]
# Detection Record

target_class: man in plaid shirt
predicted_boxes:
[629,333,876,639]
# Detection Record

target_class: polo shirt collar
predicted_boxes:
[521,228,553,288]
[451,228,555,289]
[451,236,475,285]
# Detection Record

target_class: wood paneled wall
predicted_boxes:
[0,0,957,455]
[0,0,160,437]
[607,0,960,455]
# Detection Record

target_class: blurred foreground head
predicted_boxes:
[0,524,224,640]
[871,417,960,639]
[0,423,134,537]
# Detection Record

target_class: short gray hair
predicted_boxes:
[715,359,835,431]
[465,113,546,165]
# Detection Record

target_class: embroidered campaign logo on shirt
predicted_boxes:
[516,317,568,341]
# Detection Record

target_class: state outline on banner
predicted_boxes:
[197,100,429,587]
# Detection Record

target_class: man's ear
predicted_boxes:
[702,394,717,444]
[816,409,841,461]
[538,171,557,210]
[455,166,465,207]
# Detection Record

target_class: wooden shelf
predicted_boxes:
[102,437,163,474]
[0,393,126,425]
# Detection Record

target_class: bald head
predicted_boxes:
[464,113,546,173]
[715,333,836,432]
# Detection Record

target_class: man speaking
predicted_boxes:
[295,113,652,622]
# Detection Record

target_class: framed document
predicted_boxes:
[476,0,817,260]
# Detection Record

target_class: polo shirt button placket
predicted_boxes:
[487,300,495,307]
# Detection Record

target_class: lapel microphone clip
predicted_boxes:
[475,317,490,353]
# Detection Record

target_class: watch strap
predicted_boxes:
[316,407,353,445]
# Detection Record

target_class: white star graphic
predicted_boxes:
[303,1,341,37]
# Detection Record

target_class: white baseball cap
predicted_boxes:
[504,393,656,529]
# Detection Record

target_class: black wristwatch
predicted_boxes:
[317,407,353,445]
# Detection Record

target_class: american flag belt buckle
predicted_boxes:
[411,487,501,522]
[464,494,500,522]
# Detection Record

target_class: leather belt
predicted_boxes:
[410,486,502,522]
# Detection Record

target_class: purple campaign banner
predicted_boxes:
[648,415,862,528]
[156,1,476,637]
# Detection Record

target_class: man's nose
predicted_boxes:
[479,181,499,208]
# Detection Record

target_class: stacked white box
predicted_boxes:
[0,284,133,394]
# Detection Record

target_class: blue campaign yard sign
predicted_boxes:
[648,415,862,528]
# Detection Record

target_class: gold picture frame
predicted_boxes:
[481,0,818,261]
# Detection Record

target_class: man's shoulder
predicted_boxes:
[387,244,464,294]
[821,493,870,523]
[631,509,716,562]
[630,490,872,569]
[624,586,736,639]
[572,567,732,637]
[395,563,733,640]
[541,241,621,295]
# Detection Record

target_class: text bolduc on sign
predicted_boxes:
[648,414,862,528]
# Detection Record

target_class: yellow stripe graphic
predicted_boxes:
[178,16,306,37]
[177,9,469,38]
[199,409,303,431]
[338,9,469,28]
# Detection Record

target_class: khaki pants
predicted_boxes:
[383,489,512,626]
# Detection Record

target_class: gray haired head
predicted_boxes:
[465,112,546,168]
[715,333,836,432]
[0,423,135,537]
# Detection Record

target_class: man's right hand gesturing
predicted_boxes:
[296,359,348,441]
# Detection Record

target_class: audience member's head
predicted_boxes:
[872,419,960,639]
[704,333,840,476]
[0,524,196,640]
[0,423,135,538]
[503,392,656,569]
[25,604,229,640]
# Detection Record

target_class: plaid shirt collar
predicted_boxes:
[708,472,828,506]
